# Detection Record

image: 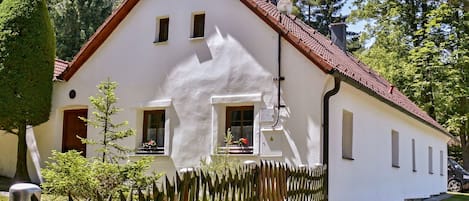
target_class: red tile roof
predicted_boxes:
[241,0,448,135]
[57,0,449,135]
[54,59,69,80]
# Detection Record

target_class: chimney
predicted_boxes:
[277,0,292,15]
[329,22,347,51]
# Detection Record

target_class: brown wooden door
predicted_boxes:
[62,109,87,156]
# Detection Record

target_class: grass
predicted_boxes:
[444,192,469,201]
[0,176,12,192]
[0,195,6,201]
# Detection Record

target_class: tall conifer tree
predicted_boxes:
[47,0,122,61]
[0,0,55,182]
[292,0,361,51]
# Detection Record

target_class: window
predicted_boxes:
[392,130,399,168]
[210,93,262,155]
[222,106,254,154]
[440,150,444,176]
[412,139,416,172]
[137,110,165,154]
[429,146,433,174]
[342,110,353,160]
[191,13,205,38]
[155,17,169,43]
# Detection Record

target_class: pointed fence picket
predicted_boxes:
[71,160,326,201]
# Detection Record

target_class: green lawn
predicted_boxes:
[0,195,7,201]
[444,192,469,201]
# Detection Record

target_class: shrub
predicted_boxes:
[42,150,98,199]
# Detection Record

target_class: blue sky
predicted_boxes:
[341,0,366,33]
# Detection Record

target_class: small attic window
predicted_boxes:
[191,12,205,38]
[155,17,169,43]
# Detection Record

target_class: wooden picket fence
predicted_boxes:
[77,161,326,201]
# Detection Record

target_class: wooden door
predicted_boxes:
[62,109,87,156]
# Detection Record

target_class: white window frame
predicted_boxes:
[135,99,172,156]
[210,93,262,155]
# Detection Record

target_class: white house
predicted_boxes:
[0,0,451,200]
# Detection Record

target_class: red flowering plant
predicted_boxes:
[237,138,249,146]
[142,139,157,149]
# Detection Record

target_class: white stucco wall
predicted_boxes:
[0,0,328,181]
[328,83,450,201]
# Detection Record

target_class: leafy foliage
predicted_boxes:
[42,151,162,200]
[350,0,468,167]
[0,0,55,182]
[47,0,122,61]
[292,0,346,36]
[0,0,55,130]
[200,129,241,175]
[292,0,361,52]
[42,151,98,199]
[79,78,136,163]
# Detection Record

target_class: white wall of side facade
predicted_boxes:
[328,83,450,201]
[1,0,330,182]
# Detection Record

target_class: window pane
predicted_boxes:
[231,111,241,121]
[412,139,416,172]
[157,127,164,147]
[342,110,353,159]
[158,18,169,42]
[429,146,433,174]
[242,126,253,146]
[193,14,205,38]
[231,126,242,140]
[243,110,253,120]
[226,106,254,146]
[392,130,399,167]
[143,110,165,144]
[440,150,444,175]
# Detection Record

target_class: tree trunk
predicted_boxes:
[14,123,31,182]
[462,123,469,170]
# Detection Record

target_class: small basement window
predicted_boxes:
[191,13,205,38]
[440,150,444,176]
[155,17,169,43]
[428,146,433,174]
[342,110,354,160]
[412,139,416,172]
[391,130,399,168]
